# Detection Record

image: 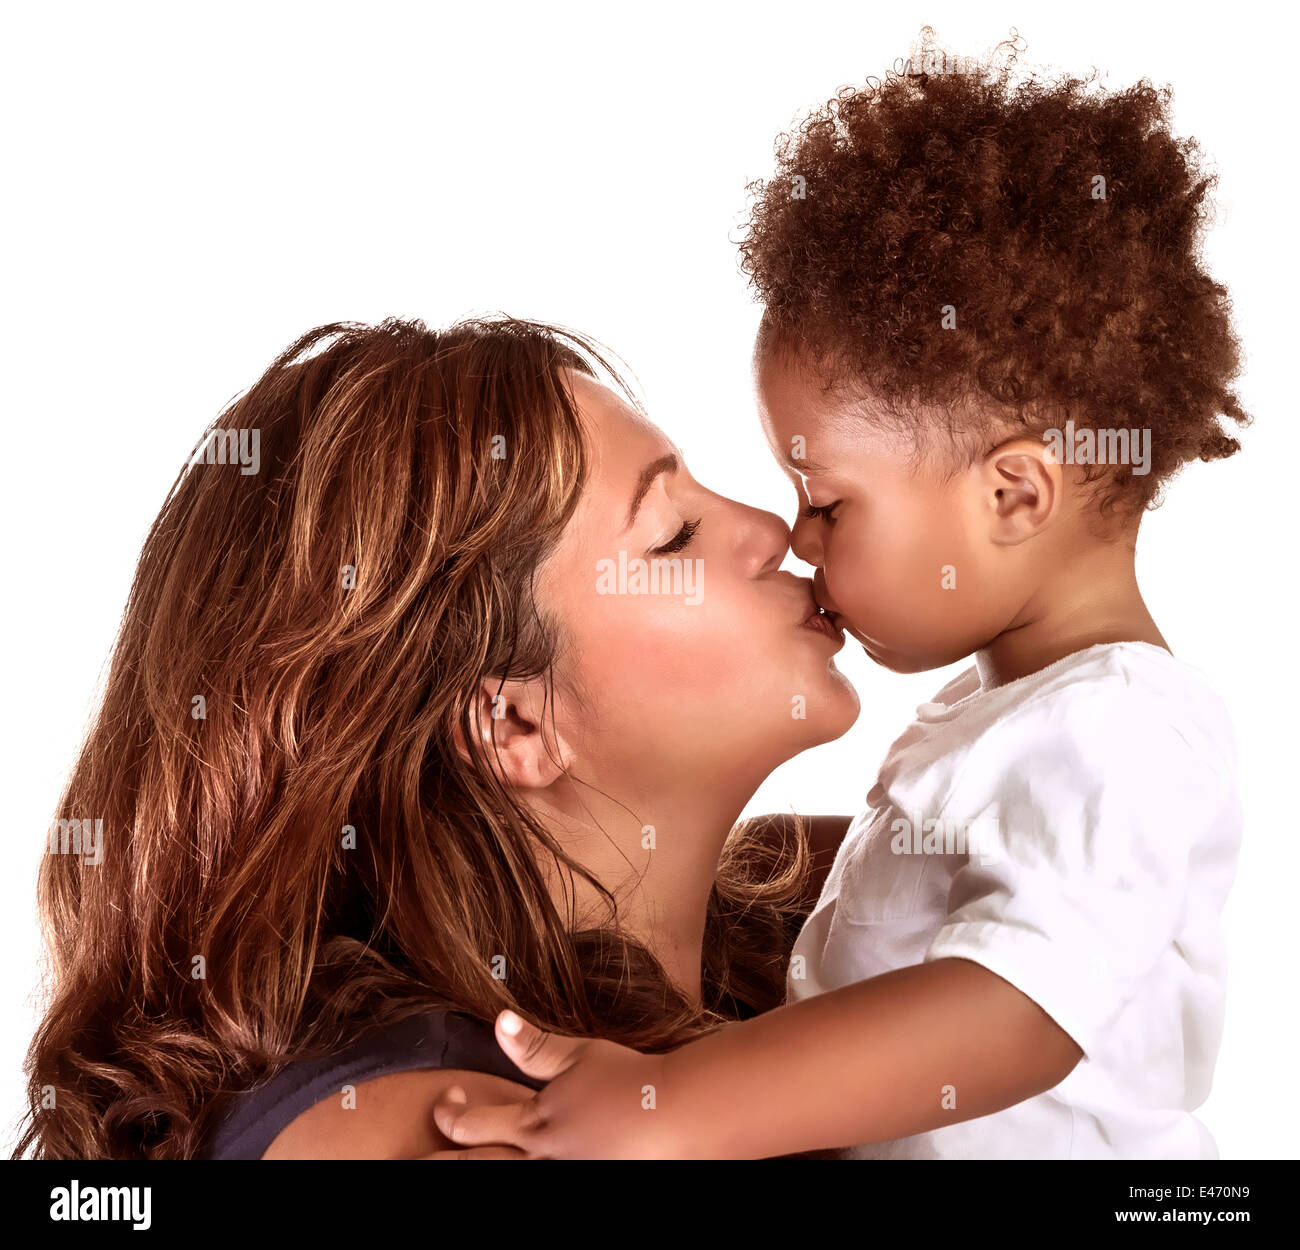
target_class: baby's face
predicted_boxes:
[754,349,1027,674]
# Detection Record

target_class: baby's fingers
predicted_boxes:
[433,1087,539,1151]
[420,1145,530,1159]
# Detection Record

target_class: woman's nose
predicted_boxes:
[732,502,791,575]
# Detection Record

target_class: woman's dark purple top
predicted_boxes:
[201,1009,545,1159]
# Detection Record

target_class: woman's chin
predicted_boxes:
[798,667,862,743]
[827,673,862,735]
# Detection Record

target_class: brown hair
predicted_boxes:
[17,317,808,1159]
[739,31,1250,517]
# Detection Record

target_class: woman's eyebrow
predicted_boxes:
[624,453,679,530]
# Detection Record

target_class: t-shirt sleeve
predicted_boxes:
[922,683,1233,1057]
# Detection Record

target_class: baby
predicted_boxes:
[435,49,1248,1159]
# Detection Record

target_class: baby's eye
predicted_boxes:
[801,500,841,522]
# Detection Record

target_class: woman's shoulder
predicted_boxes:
[202,1009,544,1160]
[260,1063,533,1159]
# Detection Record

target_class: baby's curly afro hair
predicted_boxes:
[738,35,1250,517]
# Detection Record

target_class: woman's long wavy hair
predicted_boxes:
[17,317,810,1159]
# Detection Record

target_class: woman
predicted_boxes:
[16,316,858,1158]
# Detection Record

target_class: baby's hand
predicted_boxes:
[429,1011,683,1159]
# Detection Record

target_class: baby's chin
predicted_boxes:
[850,629,963,676]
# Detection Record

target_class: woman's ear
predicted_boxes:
[452,676,568,789]
[979,437,1062,545]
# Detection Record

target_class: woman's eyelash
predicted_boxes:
[802,501,841,521]
[652,518,701,555]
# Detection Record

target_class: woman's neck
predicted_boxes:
[525,771,759,1009]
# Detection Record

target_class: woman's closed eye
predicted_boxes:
[651,517,701,555]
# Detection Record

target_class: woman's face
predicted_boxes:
[534,371,860,795]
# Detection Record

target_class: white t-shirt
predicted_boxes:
[785,642,1242,1159]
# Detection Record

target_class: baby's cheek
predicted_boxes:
[822,527,873,593]
[832,531,948,638]
[826,529,905,618]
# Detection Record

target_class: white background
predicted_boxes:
[3,1,1294,1157]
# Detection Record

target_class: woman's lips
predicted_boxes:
[802,607,845,651]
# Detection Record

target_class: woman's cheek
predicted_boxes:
[590,594,745,709]
[652,597,747,686]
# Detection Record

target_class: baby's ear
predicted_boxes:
[980,438,1062,544]
[450,676,569,790]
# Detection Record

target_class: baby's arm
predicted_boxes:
[432,957,1082,1159]
[660,956,1081,1157]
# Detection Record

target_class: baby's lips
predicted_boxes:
[812,585,843,623]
